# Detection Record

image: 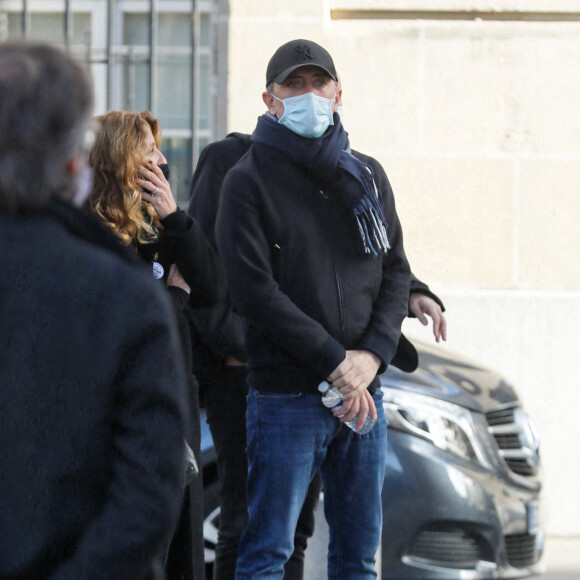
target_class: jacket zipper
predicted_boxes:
[334,267,346,345]
[320,188,346,344]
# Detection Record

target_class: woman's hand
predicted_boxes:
[137,161,177,219]
[167,264,191,294]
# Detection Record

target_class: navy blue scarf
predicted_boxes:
[252,114,389,255]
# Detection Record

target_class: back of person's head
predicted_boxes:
[88,110,161,245]
[0,41,93,212]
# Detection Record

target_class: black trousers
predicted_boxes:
[204,365,321,580]
[166,377,206,580]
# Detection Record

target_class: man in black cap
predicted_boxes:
[216,39,411,579]
[188,90,446,580]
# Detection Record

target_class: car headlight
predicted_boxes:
[383,387,490,468]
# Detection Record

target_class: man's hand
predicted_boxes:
[409,293,447,343]
[328,350,381,398]
[327,350,381,428]
[326,383,377,430]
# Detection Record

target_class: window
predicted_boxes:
[1,1,217,206]
[115,6,213,204]
[4,11,91,45]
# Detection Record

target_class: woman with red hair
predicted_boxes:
[88,109,224,580]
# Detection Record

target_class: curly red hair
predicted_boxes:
[88,110,162,245]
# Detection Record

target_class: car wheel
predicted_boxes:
[203,479,220,578]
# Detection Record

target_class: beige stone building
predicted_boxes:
[217,0,580,538]
[2,0,578,539]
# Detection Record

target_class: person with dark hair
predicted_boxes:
[188,123,446,579]
[0,41,187,578]
[88,109,226,580]
[215,39,412,579]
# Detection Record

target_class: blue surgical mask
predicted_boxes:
[273,92,335,139]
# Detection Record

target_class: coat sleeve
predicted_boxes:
[50,284,187,579]
[187,136,250,249]
[187,137,250,361]
[160,209,227,309]
[216,163,346,380]
[356,157,411,372]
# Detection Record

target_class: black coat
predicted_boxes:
[215,138,411,394]
[136,209,226,580]
[0,198,187,579]
[137,208,227,377]
[189,133,445,378]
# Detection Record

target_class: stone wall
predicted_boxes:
[226,0,580,535]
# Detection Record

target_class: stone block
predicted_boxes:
[518,159,580,288]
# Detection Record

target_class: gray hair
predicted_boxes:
[0,41,93,212]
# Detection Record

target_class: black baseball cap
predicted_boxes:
[266,39,337,87]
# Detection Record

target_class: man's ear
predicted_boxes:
[333,87,342,113]
[262,91,277,115]
[66,149,84,177]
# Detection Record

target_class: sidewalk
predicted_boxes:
[540,536,580,579]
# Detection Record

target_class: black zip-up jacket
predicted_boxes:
[215,140,411,395]
[189,133,445,379]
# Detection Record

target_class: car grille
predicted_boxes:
[505,533,541,567]
[407,527,488,569]
[485,406,540,477]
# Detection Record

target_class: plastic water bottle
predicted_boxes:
[318,381,376,435]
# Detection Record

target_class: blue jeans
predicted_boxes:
[203,366,322,580]
[235,388,387,580]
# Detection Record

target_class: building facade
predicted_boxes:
[2,0,579,538]
[0,0,221,204]
[224,0,580,539]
